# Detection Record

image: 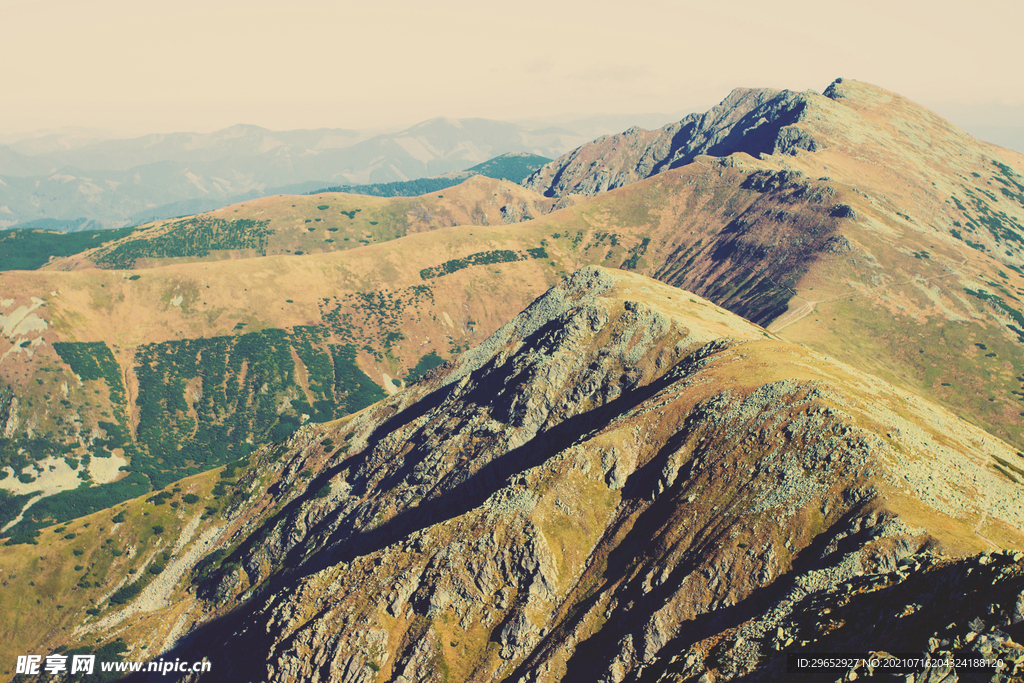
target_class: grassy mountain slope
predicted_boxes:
[0,154,558,273]
[3,166,1023,534]
[0,210,570,532]
[3,78,1024,543]
[41,175,565,271]
[4,268,1020,682]
[0,465,230,677]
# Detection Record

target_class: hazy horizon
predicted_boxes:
[0,109,696,144]
[1,101,1022,153]
[2,0,1021,142]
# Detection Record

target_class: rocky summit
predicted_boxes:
[523,87,823,198]
[44,267,1019,682]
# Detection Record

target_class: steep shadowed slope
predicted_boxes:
[3,79,1024,553]
[5,268,1015,683]
[524,87,821,197]
[525,79,1024,448]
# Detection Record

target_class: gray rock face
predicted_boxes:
[390,629,441,683]
[445,265,616,385]
[524,88,826,198]
[142,268,1024,683]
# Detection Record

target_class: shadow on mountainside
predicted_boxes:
[124,333,708,681]
[521,499,903,682]
[293,339,695,576]
[650,98,810,178]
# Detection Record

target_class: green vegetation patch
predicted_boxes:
[92,217,273,268]
[952,185,1024,249]
[404,351,446,384]
[964,288,1024,343]
[132,327,384,488]
[621,237,651,270]
[309,178,464,198]
[319,286,435,362]
[992,160,1024,208]
[52,341,126,404]
[9,318,393,531]
[0,489,38,529]
[464,153,552,183]
[0,432,74,480]
[6,472,150,536]
[0,226,139,271]
[191,547,228,585]
[329,344,388,412]
[53,640,129,683]
[419,248,548,280]
[146,491,173,506]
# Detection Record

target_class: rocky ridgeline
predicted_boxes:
[693,548,1024,683]
[524,87,826,198]
[100,268,1024,683]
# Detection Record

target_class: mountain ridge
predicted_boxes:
[524,86,822,197]
[3,101,1024,534]
[526,78,1024,272]
[9,266,1018,682]
[3,73,1024,679]
[0,78,1021,552]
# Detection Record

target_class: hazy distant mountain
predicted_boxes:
[0,124,368,174]
[0,117,602,230]
[0,126,121,155]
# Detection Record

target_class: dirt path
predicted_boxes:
[767,298,820,333]
[767,256,970,334]
[973,501,1000,551]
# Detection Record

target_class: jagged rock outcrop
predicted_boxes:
[106,267,1024,683]
[524,87,827,197]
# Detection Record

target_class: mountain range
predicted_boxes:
[0,79,1023,682]
[0,114,681,233]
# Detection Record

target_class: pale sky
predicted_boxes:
[2,0,1022,137]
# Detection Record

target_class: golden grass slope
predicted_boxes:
[3,146,1023,484]
[0,466,230,680]
[43,175,571,272]
[22,267,1021,682]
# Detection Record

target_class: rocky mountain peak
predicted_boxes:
[80,267,1024,683]
[523,87,825,197]
[822,77,898,106]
